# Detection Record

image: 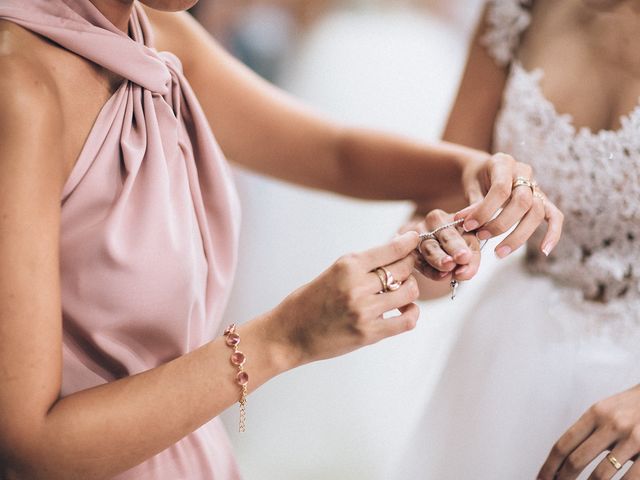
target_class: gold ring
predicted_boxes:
[513,176,538,192]
[606,452,622,470]
[374,267,401,293]
[381,267,402,292]
[374,268,388,293]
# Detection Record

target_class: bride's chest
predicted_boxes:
[517,0,640,133]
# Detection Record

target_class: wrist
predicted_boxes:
[442,141,490,170]
[241,311,301,377]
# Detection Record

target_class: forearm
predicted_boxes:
[333,127,487,204]
[5,313,291,480]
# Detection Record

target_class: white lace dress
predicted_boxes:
[396,1,640,478]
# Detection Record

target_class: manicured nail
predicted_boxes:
[542,243,554,257]
[441,256,454,267]
[439,271,449,278]
[455,265,468,275]
[464,220,479,232]
[453,249,470,262]
[495,246,512,259]
[477,230,491,241]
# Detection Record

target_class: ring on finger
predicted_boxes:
[418,234,439,254]
[374,266,402,293]
[374,268,388,293]
[382,267,402,291]
[607,452,623,470]
[512,176,538,195]
[418,218,465,251]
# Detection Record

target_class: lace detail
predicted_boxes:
[494,62,640,331]
[481,0,532,66]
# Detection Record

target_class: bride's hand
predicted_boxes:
[458,152,564,258]
[538,385,640,480]
[408,209,481,282]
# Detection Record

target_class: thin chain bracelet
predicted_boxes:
[416,218,488,300]
[223,324,248,432]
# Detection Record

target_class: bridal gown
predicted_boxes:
[396,1,640,478]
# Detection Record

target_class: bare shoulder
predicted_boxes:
[0,20,64,188]
[142,6,215,73]
[0,20,59,99]
[0,20,61,127]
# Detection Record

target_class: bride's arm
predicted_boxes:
[147,8,492,205]
[414,6,510,299]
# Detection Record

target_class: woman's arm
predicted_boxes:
[147,8,483,204]
[149,8,562,299]
[0,54,422,480]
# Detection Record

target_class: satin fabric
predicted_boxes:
[0,0,242,477]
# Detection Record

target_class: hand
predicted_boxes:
[410,209,481,282]
[269,231,421,366]
[458,152,564,258]
[538,385,640,480]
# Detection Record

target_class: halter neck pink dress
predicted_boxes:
[0,0,242,478]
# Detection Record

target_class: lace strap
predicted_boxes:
[481,0,533,66]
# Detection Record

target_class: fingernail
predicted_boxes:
[439,271,449,278]
[542,243,553,257]
[441,256,454,267]
[477,230,491,241]
[455,265,468,275]
[464,220,479,232]
[453,249,470,261]
[456,201,480,218]
[495,246,512,259]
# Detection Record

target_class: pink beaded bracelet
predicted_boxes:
[223,324,248,432]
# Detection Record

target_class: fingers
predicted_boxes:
[412,249,450,281]
[372,274,420,314]
[361,231,420,271]
[423,209,471,264]
[418,237,456,272]
[366,254,416,295]
[621,457,640,479]
[462,153,521,231]
[452,232,481,281]
[415,209,480,281]
[588,440,637,480]
[554,426,616,480]
[464,178,485,206]
[538,409,598,480]
[373,301,421,340]
[475,181,534,242]
[491,193,545,258]
[539,196,564,256]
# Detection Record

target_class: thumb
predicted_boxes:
[454,201,481,221]
[465,179,485,205]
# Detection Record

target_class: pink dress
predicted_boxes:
[0,0,242,478]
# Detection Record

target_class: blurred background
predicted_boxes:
[190,1,495,478]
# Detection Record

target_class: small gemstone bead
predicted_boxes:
[225,333,240,347]
[223,324,235,336]
[236,371,249,386]
[231,351,246,366]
